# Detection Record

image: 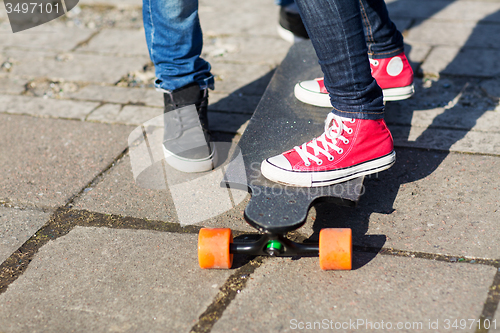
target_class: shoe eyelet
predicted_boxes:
[328,156,334,161]
[316,160,323,166]
[305,162,311,167]
[343,139,349,144]
[338,148,344,154]
[346,128,353,134]
[349,119,356,123]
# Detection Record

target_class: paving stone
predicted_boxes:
[0,227,233,332]
[386,0,454,20]
[0,114,131,208]
[0,77,27,94]
[385,79,500,136]
[202,35,289,66]
[72,141,253,231]
[79,0,141,8]
[0,24,95,51]
[199,0,279,37]
[0,94,99,120]
[213,253,496,333]
[2,49,148,84]
[87,104,162,126]
[390,125,500,155]
[421,46,500,77]
[407,21,500,49]
[429,0,500,23]
[406,21,476,47]
[77,28,149,57]
[66,84,163,107]
[388,0,500,23]
[0,207,52,263]
[405,42,431,66]
[211,62,275,95]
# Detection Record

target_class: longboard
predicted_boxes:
[198,41,364,270]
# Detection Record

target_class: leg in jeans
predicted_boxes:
[295,0,384,119]
[261,0,396,187]
[359,0,404,59]
[142,0,216,173]
[293,0,414,107]
[142,0,214,91]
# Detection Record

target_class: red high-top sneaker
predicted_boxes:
[294,52,414,107]
[261,113,396,187]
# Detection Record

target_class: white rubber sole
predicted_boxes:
[294,82,415,107]
[261,151,396,187]
[163,145,217,173]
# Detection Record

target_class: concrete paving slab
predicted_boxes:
[77,28,149,57]
[430,0,500,24]
[202,36,289,66]
[0,227,233,332]
[79,0,141,8]
[386,0,453,20]
[407,21,500,49]
[406,21,475,47]
[212,62,275,95]
[0,94,99,120]
[385,78,500,154]
[66,84,163,107]
[3,49,148,84]
[199,0,280,37]
[421,46,500,77]
[0,77,26,94]
[390,124,500,155]
[388,0,500,23]
[87,104,163,126]
[0,207,52,264]
[72,146,254,232]
[212,253,496,333]
[0,24,95,52]
[0,114,131,208]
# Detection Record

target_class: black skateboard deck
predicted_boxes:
[224,41,364,234]
[198,41,362,270]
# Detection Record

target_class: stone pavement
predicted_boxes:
[0,0,499,332]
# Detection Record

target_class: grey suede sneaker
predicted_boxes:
[163,83,217,173]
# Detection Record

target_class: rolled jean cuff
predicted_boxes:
[330,108,384,120]
[154,75,215,92]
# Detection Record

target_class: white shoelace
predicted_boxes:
[294,113,355,167]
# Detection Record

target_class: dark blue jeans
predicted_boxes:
[294,0,404,119]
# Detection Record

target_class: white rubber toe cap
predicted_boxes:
[297,79,321,93]
[265,154,292,170]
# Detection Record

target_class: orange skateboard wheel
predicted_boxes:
[198,228,233,269]
[319,228,352,270]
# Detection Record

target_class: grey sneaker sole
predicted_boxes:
[163,144,217,173]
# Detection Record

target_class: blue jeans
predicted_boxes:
[294,0,404,119]
[142,0,214,91]
[143,0,296,92]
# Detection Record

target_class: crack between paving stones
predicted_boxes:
[475,270,500,333]
[189,257,266,333]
